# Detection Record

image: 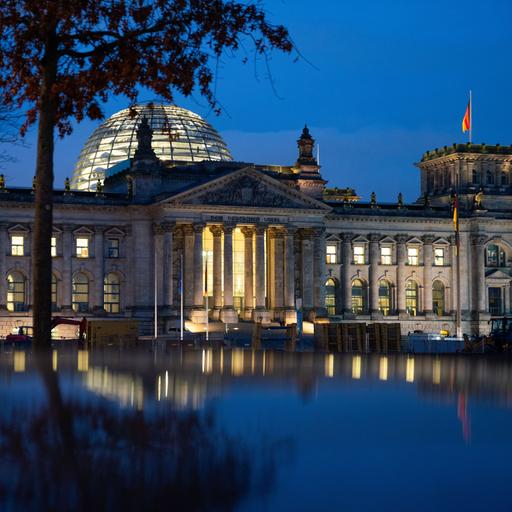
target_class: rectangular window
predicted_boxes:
[76,238,89,258]
[107,238,119,258]
[11,236,24,256]
[353,245,365,265]
[434,247,444,266]
[326,244,337,264]
[380,246,392,265]
[407,247,419,266]
[51,237,57,257]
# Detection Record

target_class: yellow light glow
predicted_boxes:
[325,354,334,378]
[13,351,25,373]
[379,356,388,381]
[231,349,244,376]
[77,350,89,372]
[157,374,161,401]
[352,355,361,380]
[52,350,58,372]
[202,349,212,374]
[165,370,169,398]
[220,347,224,374]
[406,357,415,383]
[433,359,441,385]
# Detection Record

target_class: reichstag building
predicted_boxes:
[0,103,510,335]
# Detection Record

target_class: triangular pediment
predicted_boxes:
[8,224,29,233]
[163,167,331,211]
[73,226,94,235]
[407,237,423,245]
[352,235,369,243]
[434,237,450,245]
[486,269,512,281]
[380,236,396,244]
[105,227,125,237]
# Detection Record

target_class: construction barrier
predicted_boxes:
[87,319,139,346]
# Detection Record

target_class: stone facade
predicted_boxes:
[0,113,511,337]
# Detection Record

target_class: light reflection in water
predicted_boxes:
[77,350,89,372]
[52,349,58,372]
[231,349,244,376]
[379,356,388,381]
[406,356,415,383]
[325,354,334,378]
[352,355,361,379]
[13,351,25,373]
[202,348,213,374]
[433,358,441,385]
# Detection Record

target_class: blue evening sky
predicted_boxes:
[3,0,512,202]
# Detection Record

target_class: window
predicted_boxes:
[51,237,57,257]
[378,280,391,316]
[11,236,24,256]
[51,273,57,311]
[488,287,503,316]
[351,279,366,314]
[407,247,419,266]
[487,169,494,185]
[472,169,478,184]
[72,273,89,312]
[380,246,392,265]
[502,172,508,186]
[325,278,337,316]
[104,273,120,313]
[76,238,89,258]
[405,281,418,316]
[326,244,337,264]
[434,247,445,266]
[432,280,445,316]
[486,244,506,267]
[353,245,365,265]
[7,272,26,311]
[107,238,120,258]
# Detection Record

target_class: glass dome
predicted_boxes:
[71,103,233,191]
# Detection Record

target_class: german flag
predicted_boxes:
[462,99,471,133]
[452,193,459,231]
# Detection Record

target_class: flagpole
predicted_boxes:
[180,253,184,341]
[455,194,462,338]
[469,89,472,144]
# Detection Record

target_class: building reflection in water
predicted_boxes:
[352,355,361,379]
[406,356,415,383]
[325,354,334,378]
[13,351,25,373]
[379,356,388,381]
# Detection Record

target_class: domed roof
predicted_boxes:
[71,103,233,191]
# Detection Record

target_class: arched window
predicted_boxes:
[405,281,418,316]
[7,272,26,312]
[486,244,506,267]
[325,278,337,316]
[104,273,121,313]
[72,273,89,312]
[432,280,445,316]
[51,274,58,312]
[351,279,366,314]
[378,280,391,316]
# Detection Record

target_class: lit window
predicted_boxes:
[434,247,444,266]
[76,238,89,258]
[405,281,418,316]
[51,237,57,257]
[381,246,392,265]
[353,245,365,264]
[486,244,506,267]
[104,273,121,313]
[7,272,26,311]
[107,238,119,258]
[407,247,419,266]
[378,280,391,316]
[11,236,24,256]
[326,244,337,264]
[51,274,57,311]
[72,273,89,312]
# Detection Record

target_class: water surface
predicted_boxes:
[0,346,511,511]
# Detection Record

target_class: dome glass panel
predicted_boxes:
[71,104,232,191]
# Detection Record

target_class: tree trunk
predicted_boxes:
[32,36,58,346]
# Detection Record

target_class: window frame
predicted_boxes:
[325,243,337,264]
[407,246,419,266]
[380,246,392,265]
[433,247,445,266]
[75,237,90,258]
[11,235,24,256]
[353,245,365,265]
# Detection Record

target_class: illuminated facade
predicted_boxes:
[0,105,511,336]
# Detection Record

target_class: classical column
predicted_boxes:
[182,224,195,309]
[94,226,105,312]
[284,227,297,323]
[422,234,435,316]
[312,228,327,317]
[0,224,8,309]
[272,229,285,314]
[61,224,73,311]
[162,222,174,308]
[241,226,254,319]
[471,235,487,315]
[209,225,223,319]
[193,223,204,308]
[300,229,314,312]
[253,226,268,321]
[395,234,408,315]
[369,233,380,316]
[221,224,238,323]
[341,233,352,315]
[132,220,153,309]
